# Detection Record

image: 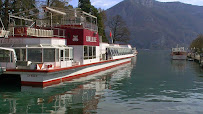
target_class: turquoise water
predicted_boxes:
[1,50,203,114]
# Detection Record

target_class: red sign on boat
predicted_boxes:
[66,28,99,46]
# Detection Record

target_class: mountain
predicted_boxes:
[106,0,203,49]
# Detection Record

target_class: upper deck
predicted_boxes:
[172,47,186,52]
[8,6,98,34]
[3,6,99,46]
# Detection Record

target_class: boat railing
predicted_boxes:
[172,47,185,52]
[36,19,97,31]
[60,19,98,32]
[9,26,65,38]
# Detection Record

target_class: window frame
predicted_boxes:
[83,46,96,60]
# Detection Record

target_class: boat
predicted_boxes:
[171,46,187,60]
[0,6,135,87]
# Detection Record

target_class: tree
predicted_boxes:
[78,0,92,13]
[47,0,71,7]
[0,0,37,29]
[0,0,2,16]
[79,0,108,42]
[98,9,108,42]
[45,0,72,25]
[190,34,203,53]
[108,15,130,44]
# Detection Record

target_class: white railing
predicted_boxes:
[0,29,10,38]
[11,27,65,38]
[172,47,185,52]
[36,19,98,32]
[27,28,54,37]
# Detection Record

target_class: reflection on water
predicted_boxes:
[171,60,187,72]
[1,50,203,113]
[0,57,136,114]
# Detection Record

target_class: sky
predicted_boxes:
[69,0,203,10]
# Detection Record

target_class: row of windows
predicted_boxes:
[84,46,96,60]
[15,48,73,63]
[107,48,132,56]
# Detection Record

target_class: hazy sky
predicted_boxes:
[69,0,203,9]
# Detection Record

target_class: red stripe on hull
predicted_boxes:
[21,60,131,87]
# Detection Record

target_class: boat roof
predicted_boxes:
[0,47,15,51]
[0,44,72,48]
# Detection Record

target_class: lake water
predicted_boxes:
[1,50,203,114]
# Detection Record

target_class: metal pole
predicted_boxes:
[111,36,113,44]
[51,12,52,27]
[0,18,5,30]
[9,15,10,26]
[91,17,93,31]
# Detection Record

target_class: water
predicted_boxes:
[1,50,203,114]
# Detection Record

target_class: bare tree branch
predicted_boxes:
[108,15,130,44]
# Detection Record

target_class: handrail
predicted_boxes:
[36,19,98,32]
[10,27,65,38]
[0,18,5,30]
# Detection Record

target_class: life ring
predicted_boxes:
[17,27,24,35]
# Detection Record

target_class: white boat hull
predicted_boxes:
[172,55,187,60]
[6,56,133,87]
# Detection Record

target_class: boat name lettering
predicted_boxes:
[86,36,97,42]
[27,74,38,77]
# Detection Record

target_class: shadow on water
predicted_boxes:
[0,57,137,114]
[0,74,21,92]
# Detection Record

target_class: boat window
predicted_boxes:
[118,48,121,55]
[55,49,59,62]
[108,47,132,56]
[65,49,69,61]
[22,49,26,61]
[93,46,96,58]
[107,48,111,55]
[109,48,112,55]
[89,46,93,59]
[10,52,13,62]
[43,49,55,62]
[60,50,64,61]
[84,46,96,60]
[111,48,116,56]
[70,48,73,60]
[15,49,20,61]
[0,49,11,62]
[15,49,26,61]
[28,49,42,62]
[84,46,88,59]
